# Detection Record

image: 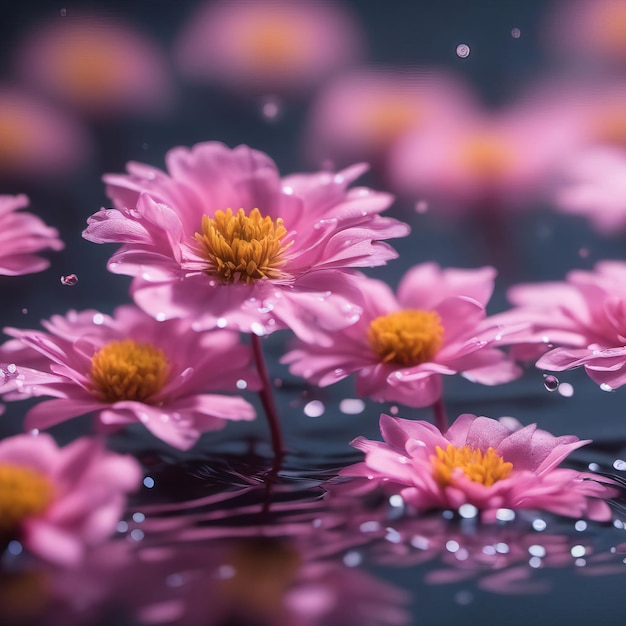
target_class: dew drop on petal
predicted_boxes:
[511,27,521,38]
[250,322,266,336]
[389,494,404,508]
[216,317,227,328]
[339,398,365,415]
[495,542,510,554]
[446,540,460,553]
[92,313,104,325]
[156,312,166,322]
[612,459,626,471]
[529,556,542,569]
[496,508,516,522]
[304,400,325,417]
[543,374,559,392]
[130,529,144,541]
[456,43,471,58]
[117,521,129,533]
[60,274,78,286]
[132,512,146,523]
[236,379,248,390]
[600,383,614,392]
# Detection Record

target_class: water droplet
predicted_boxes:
[7,541,23,556]
[495,542,510,554]
[458,503,478,519]
[570,545,586,558]
[116,521,129,533]
[132,512,145,523]
[130,529,144,541]
[21,308,28,314]
[236,379,248,390]
[442,510,454,520]
[601,383,614,392]
[92,313,104,325]
[339,398,365,414]
[496,508,516,522]
[155,312,166,322]
[558,382,574,397]
[532,518,547,531]
[389,494,404,508]
[528,545,546,558]
[304,400,325,417]
[455,591,473,605]
[579,247,589,258]
[511,27,521,38]
[613,459,626,471]
[543,374,559,392]
[343,551,362,567]
[60,7,67,16]
[282,186,293,195]
[446,540,460,553]
[385,528,402,543]
[250,322,266,336]
[410,535,430,550]
[360,521,381,533]
[575,520,587,532]
[216,317,227,328]
[260,95,283,122]
[389,405,399,415]
[415,200,429,213]
[456,43,471,58]
[60,274,78,286]
[143,476,155,488]
[575,558,586,567]
[529,556,542,569]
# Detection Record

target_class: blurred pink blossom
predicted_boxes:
[282,264,521,408]
[83,141,408,341]
[0,89,91,179]
[2,306,259,450]
[304,68,473,171]
[343,413,615,521]
[174,0,364,96]
[0,432,140,565]
[14,15,173,117]
[0,194,63,276]
[496,261,626,391]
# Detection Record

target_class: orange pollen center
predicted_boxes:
[432,444,513,487]
[194,208,292,284]
[243,19,300,67]
[458,135,512,178]
[364,99,420,144]
[368,310,444,366]
[89,339,168,403]
[0,464,54,532]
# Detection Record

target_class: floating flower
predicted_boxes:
[0,432,140,565]
[496,261,626,390]
[2,306,258,450]
[343,413,615,521]
[0,195,63,276]
[174,0,363,96]
[14,15,173,117]
[304,68,472,171]
[282,264,521,407]
[0,88,91,179]
[83,141,408,341]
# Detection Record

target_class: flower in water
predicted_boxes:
[0,432,140,565]
[14,15,172,117]
[343,413,615,521]
[83,141,408,341]
[0,195,64,275]
[2,306,258,450]
[283,264,521,407]
[0,88,91,180]
[496,261,626,390]
[174,0,364,96]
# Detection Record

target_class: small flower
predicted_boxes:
[14,15,173,117]
[174,0,364,96]
[0,432,141,565]
[2,306,258,450]
[282,264,521,407]
[343,413,615,521]
[83,141,408,341]
[0,88,91,179]
[496,261,626,390]
[0,195,64,275]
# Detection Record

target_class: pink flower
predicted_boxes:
[497,261,626,390]
[553,147,626,233]
[2,306,258,450]
[0,194,63,275]
[343,413,615,521]
[0,88,91,179]
[174,0,364,96]
[14,15,173,117]
[0,432,141,565]
[83,141,408,341]
[282,264,521,407]
[304,68,473,171]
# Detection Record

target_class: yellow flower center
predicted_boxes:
[368,310,444,366]
[0,113,31,167]
[457,134,512,179]
[432,444,513,487]
[363,98,421,145]
[89,339,168,403]
[0,464,54,533]
[195,208,292,284]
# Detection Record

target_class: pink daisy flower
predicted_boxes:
[174,0,364,96]
[282,264,521,408]
[2,306,258,450]
[83,141,408,341]
[0,88,91,180]
[14,15,173,117]
[497,261,626,391]
[0,194,64,276]
[343,413,615,521]
[0,432,141,565]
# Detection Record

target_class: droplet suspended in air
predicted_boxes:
[415,200,429,214]
[259,95,283,122]
[543,374,559,392]
[60,8,67,17]
[304,400,325,417]
[511,27,521,38]
[456,43,471,58]
[600,383,614,392]
[60,273,78,286]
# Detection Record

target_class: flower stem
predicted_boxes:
[433,395,448,433]
[251,333,285,463]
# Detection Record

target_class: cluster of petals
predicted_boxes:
[83,141,408,341]
[495,261,626,390]
[14,15,173,117]
[1,306,258,450]
[342,413,615,521]
[0,432,141,565]
[283,263,522,407]
[174,0,364,95]
[0,194,64,276]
